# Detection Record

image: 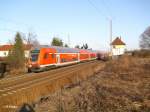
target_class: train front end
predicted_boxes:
[28,49,40,72]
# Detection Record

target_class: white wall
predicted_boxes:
[0,50,30,58]
[0,51,9,57]
[24,50,30,58]
[112,47,125,56]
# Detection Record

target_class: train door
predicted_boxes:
[88,53,91,60]
[56,54,60,64]
[78,53,80,62]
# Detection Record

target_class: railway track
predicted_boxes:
[0,64,89,95]
[0,60,104,112]
[0,60,97,88]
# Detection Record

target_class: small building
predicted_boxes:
[111,37,126,56]
[0,44,33,58]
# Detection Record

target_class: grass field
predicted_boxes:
[35,56,150,112]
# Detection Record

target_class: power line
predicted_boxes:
[87,0,109,19]
[101,0,113,19]
[87,0,113,54]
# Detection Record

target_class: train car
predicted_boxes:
[97,51,109,61]
[88,50,97,60]
[79,49,90,61]
[28,46,80,72]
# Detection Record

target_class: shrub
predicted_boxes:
[132,50,150,58]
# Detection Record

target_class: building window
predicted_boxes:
[4,52,7,56]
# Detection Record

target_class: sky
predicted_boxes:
[0,0,150,51]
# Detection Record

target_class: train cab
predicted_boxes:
[28,49,41,72]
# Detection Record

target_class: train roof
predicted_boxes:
[79,49,90,53]
[34,45,98,53]
[51,46,80,53]
[88,50,98,53]
[34,45,80,53]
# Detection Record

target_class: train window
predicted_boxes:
[51,54,55,58]
[31,54,38,62]
[72,58,77,61]
[44,53,49,59]
[61,59,64,62]
[61,58,67,62]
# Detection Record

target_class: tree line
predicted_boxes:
[51,37,89,49]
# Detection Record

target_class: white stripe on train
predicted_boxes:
[39,58,97,68]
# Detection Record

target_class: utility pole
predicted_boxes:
[109,19,112,55]
[68,33,71,47]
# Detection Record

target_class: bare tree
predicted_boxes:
[140,26,150,49]
[24,32,40,48]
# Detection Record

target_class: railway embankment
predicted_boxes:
[0,60,105,112]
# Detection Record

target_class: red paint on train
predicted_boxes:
[28,46,97,72]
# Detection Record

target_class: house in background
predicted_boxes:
[0,44,33,58]
[111,37,126,56]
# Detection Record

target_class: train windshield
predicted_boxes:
[30,50,40,62]
[31,54,39,62]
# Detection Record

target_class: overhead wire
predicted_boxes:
[101,0,113,19]
[86,0,113,50]
[87,0,112,20]
[87,0,110,20]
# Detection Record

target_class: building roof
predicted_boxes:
[0,44,32,51]
[111,37,126,45]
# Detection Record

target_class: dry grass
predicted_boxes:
[104,56,138,73]
[6,68,26,77]
[132,50,150,58]
[35,56,150,112]
[0,61,103,112]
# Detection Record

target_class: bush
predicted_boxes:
[132,50,150,58]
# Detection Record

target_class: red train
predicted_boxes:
[28,46,97,72]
